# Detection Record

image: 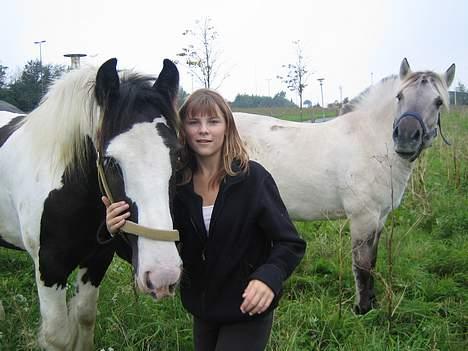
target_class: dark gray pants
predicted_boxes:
[193,312,273,351]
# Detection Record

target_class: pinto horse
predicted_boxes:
[0,58,182,350]
[234,59,455,314]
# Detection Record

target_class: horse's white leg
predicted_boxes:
[349,212,383,314]
[35,267,75,351]
[68,268,99,351]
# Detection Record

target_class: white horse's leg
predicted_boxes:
[35,267,75,351]
[0,299,4,320]
[349,212,383,314]
[68,268,99,351]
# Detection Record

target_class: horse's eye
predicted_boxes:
[396,92,403,101]
[435,97,443,107]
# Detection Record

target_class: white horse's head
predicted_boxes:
[392,58,455,161]
[95,58,182,299]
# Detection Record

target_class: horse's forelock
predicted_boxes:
[399,71,450,108]
[98,72,178,153]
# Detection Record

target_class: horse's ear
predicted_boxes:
[399,58,411,80]
[444,64,456,87]
[95,58,120,106]
[154,59,179,103]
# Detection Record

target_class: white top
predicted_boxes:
[202,205,214,234]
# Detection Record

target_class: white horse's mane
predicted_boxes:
[22,66,100,175]
[345,75,400,115]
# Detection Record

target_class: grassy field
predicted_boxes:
[0,108,467,350]
[233,106,338,122]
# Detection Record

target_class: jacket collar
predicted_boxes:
[177,160,247,198]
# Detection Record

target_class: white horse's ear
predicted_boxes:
[400,58,411,80]
[444,64,456,87]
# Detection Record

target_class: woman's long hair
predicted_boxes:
[178,88,249,187]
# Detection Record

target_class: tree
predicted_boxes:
[177,86,190,107]
[6,60,66,112]
[455,81,466,93]
[231,91,297,108]
[278,40,310,117]
[0,64,8,89]
[303,99,312,108]
[177,17,227,89]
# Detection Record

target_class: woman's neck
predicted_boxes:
[194,154,222,179]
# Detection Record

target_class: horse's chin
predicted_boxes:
[395,150,417,160]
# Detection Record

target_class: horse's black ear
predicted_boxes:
[444,64,456,87]
[153,59,179,103]
[399,58,411,80]
[95,58,120,106]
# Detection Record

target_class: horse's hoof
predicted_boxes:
[354,304,372,315]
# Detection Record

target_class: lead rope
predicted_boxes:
[438,113,451,146]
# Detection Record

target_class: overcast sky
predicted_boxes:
[1,0,467,105]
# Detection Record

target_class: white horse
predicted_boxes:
[0,58,182,350]
[234,58,455,314]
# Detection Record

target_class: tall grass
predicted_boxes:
[0,108,467,350]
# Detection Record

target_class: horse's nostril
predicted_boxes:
[412,130,421,141]
[393,127,399,138]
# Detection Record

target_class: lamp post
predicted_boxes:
[317,78,325,118]
[34,40,46,95]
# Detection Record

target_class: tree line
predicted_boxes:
[0,60,66,112]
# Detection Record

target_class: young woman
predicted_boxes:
[103,88,306,351]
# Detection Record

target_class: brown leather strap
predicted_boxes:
[97,153,179,241]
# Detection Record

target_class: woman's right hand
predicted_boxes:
[101,196,130,235]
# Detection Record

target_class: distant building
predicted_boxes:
[449,91,468,105]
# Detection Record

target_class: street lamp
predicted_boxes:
[317,78,325,118]
[34,40,46,95]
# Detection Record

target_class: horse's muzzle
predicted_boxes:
[393,115,424,161]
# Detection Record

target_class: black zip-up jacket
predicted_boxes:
[173,161,306,323]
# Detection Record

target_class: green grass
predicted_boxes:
[1,108,467,350]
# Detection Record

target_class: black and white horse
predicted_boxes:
[0,58,182,350]
[234,59,455,314]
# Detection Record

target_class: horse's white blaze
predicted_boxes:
[106,119,181,292]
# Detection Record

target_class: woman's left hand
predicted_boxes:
[240,280,275,315]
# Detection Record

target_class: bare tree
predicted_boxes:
[278,40,310,117]
[177,17,227,89]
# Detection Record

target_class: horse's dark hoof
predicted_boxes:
[354,304,372,315]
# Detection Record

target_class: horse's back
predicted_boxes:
[234,112,353,220]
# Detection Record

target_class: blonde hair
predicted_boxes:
[178,88,249,187]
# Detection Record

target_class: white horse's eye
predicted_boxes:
[396,92,403,101]
[435,97,443,107]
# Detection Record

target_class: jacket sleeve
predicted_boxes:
[249,172,306,296]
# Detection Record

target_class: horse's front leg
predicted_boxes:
[68,246,115,351]
[350,215,383,314]
[35,266,75,351]
[68,268,100,351]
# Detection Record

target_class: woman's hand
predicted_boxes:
[101,196,130,235]
[240,279,275,315]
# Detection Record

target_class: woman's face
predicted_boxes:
[183,113,226,161]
